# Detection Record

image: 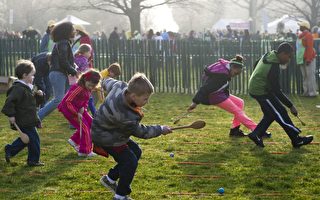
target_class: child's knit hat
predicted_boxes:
[229,55,245,68]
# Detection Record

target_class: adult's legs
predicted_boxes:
[305,59,318,96]
[38,71,67,120]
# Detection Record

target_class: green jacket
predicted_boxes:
[248,50,293,108]
[248,50,279,95]
[1,81,41,128]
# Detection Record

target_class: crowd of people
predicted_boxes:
[3,21,320,44]
[1,19,318,200]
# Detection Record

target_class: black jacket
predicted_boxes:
[32,52,50,77]
[1,82,41,128]
[50,39,77,76]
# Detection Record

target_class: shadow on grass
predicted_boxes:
[0,152,86,199]
[173,135,312,199]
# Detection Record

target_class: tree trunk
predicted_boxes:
[128,0,141,33]
[249,0,257,33]
[310,4,318,27]
[128,11,141,33]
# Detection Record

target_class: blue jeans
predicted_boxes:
[5,127,40,163]
[104,140,142,196]
[38,71,68,120]
[88,96,96,116]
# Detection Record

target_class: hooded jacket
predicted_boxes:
[248,50,293,108]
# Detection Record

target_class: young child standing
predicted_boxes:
[73,44,97,115]
[2,60,44,166]
[91,73,172,200]
[74,44,92,73]
[58,70,101,157]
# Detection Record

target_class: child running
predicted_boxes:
[248,42,313,148]
[58,70,101,157]
[2,60,45,166]
[91,73,172,200]
[187,55,271,137]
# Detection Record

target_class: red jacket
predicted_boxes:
[299,30,316,63]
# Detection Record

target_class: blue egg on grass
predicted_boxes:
[218,187,224,194]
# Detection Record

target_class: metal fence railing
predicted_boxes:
[0,38,319,95]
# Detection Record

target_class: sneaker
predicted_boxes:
[27,161,45,167]
[100,175,117,193]
[292,135,313,148]
[229,126,247,137]
[68,139,79,152]
[248,132,264,147]
[113,196,133,200]
[78,152,97,157]
[4,145,11,163]
[260,131,272,138]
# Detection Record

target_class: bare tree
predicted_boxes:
[80,0,189,32]
[171,0,223,32]
[273,0,320,27]
[231,0,274,32]
[0,0,7,29]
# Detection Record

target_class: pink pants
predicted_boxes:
[216,95,257,131]
[63,110,93,154]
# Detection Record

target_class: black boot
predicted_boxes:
[229,126,247,137]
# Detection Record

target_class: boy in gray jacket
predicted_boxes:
[91,72,172,200]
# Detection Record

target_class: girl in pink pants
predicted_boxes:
[188,55,271,137]
[58,70,101,156]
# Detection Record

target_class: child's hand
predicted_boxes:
[162,126,172,135]
[35,90,44,96]
[8,117,15,124]
[187,102,197,112]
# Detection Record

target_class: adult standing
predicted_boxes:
[38,22,78,120]
[72,25,94,69]
[109,27,120,62]
[296,20,318,97]
[40,20,55,53]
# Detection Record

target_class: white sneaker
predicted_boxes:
[67,139,79,152]
[78,152,97,157]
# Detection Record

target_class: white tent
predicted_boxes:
[267,15,300,34]
[211,19,250,31]
[56,15,91,25]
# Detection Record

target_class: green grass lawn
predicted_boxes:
[0,93,319,200]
